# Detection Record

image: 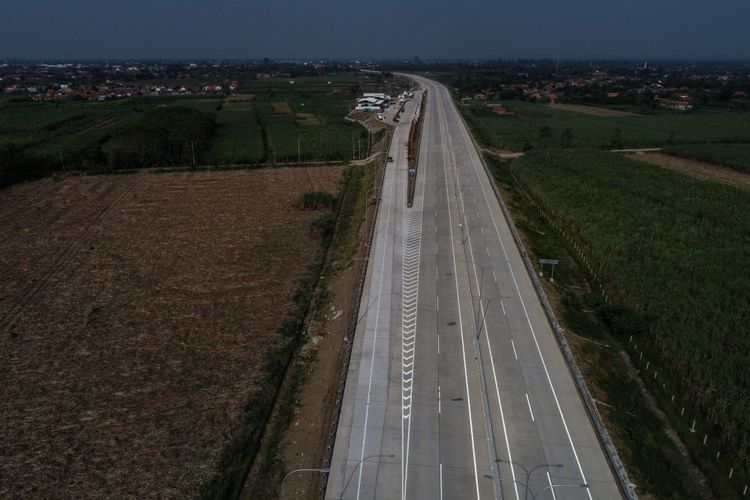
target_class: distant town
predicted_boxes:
[0,60,359,101]
[1,60,748,111]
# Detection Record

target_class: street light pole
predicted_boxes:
[497,459,564,500]
[281,467,330,500]
[338,454,396,499]
[532,483,590,499]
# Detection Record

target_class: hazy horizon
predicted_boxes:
[1,0,748,61]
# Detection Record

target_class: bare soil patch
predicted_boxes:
[273,101,294,116]
[0,166,342,498]
[225,94,254,103]
[627,152,750,191]
[76,117,121,134]
[548,103,638,117]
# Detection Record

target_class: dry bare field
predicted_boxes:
[0,166,342,498]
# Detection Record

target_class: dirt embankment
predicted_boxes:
[0,167,342,498]
[626,151,750,191]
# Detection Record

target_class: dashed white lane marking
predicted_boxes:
[511,339,518,360]
[454,85,593,499]
[501,299,506,316]
[440,463,444,500]
[438,385,442,414]
[444,88,519,500]
[492,270,497,283]
[437,90,481,500]
[525,393,536,422]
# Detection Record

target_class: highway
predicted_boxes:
[325,75,623,500]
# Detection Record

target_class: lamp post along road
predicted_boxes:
[281,467,330,500]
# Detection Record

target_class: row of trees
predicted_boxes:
[107,107,215,168]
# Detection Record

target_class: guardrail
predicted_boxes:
[452,95,638,500]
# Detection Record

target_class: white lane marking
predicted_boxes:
[440,463,444,500]
[401,114,429,500]
[446,102,520,500]
[437,91,481,500]
[486,246,490,256]
[546,471,558,500]
[437,332,440,355]
[480,226,484,234]
[511,339,518,360]
[492,270,497,283]
[525,393,536,422]
[356,140,397,500]
[501,300,506,316]
[451,84,593,499]
[438,385,442,414]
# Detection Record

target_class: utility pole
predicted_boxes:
[57,146,66,171]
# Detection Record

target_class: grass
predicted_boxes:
[463,100,750,151]
[485,155,698,498]
[664,143,750,174]
[506,150,750,498]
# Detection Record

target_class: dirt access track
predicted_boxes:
[626,151,750,192]
[0,166,342,498]
[548,103,638,117]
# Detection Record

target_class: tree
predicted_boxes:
[538,126,553,149]
[560,128,574,149]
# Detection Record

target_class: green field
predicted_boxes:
[664,143,750,174]
[1,76,373,184]
[486,155,697,498]
[463,100,750,151]
[509,150,750,496]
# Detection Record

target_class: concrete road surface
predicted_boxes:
[325,76,623,500]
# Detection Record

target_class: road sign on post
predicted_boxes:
[539,258,559,282]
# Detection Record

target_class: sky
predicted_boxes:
[1,0,748,60]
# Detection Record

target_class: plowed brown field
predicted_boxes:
[0,166,342,498]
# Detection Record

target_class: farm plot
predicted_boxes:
[0,166,342,498]
[464,100,750,151]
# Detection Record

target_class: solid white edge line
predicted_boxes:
[403,101,428,500]
[447,99,520,500]
[449,81,594,500]
[547,471,558,500]
[437,86,482,500]
[356,130,397,500]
